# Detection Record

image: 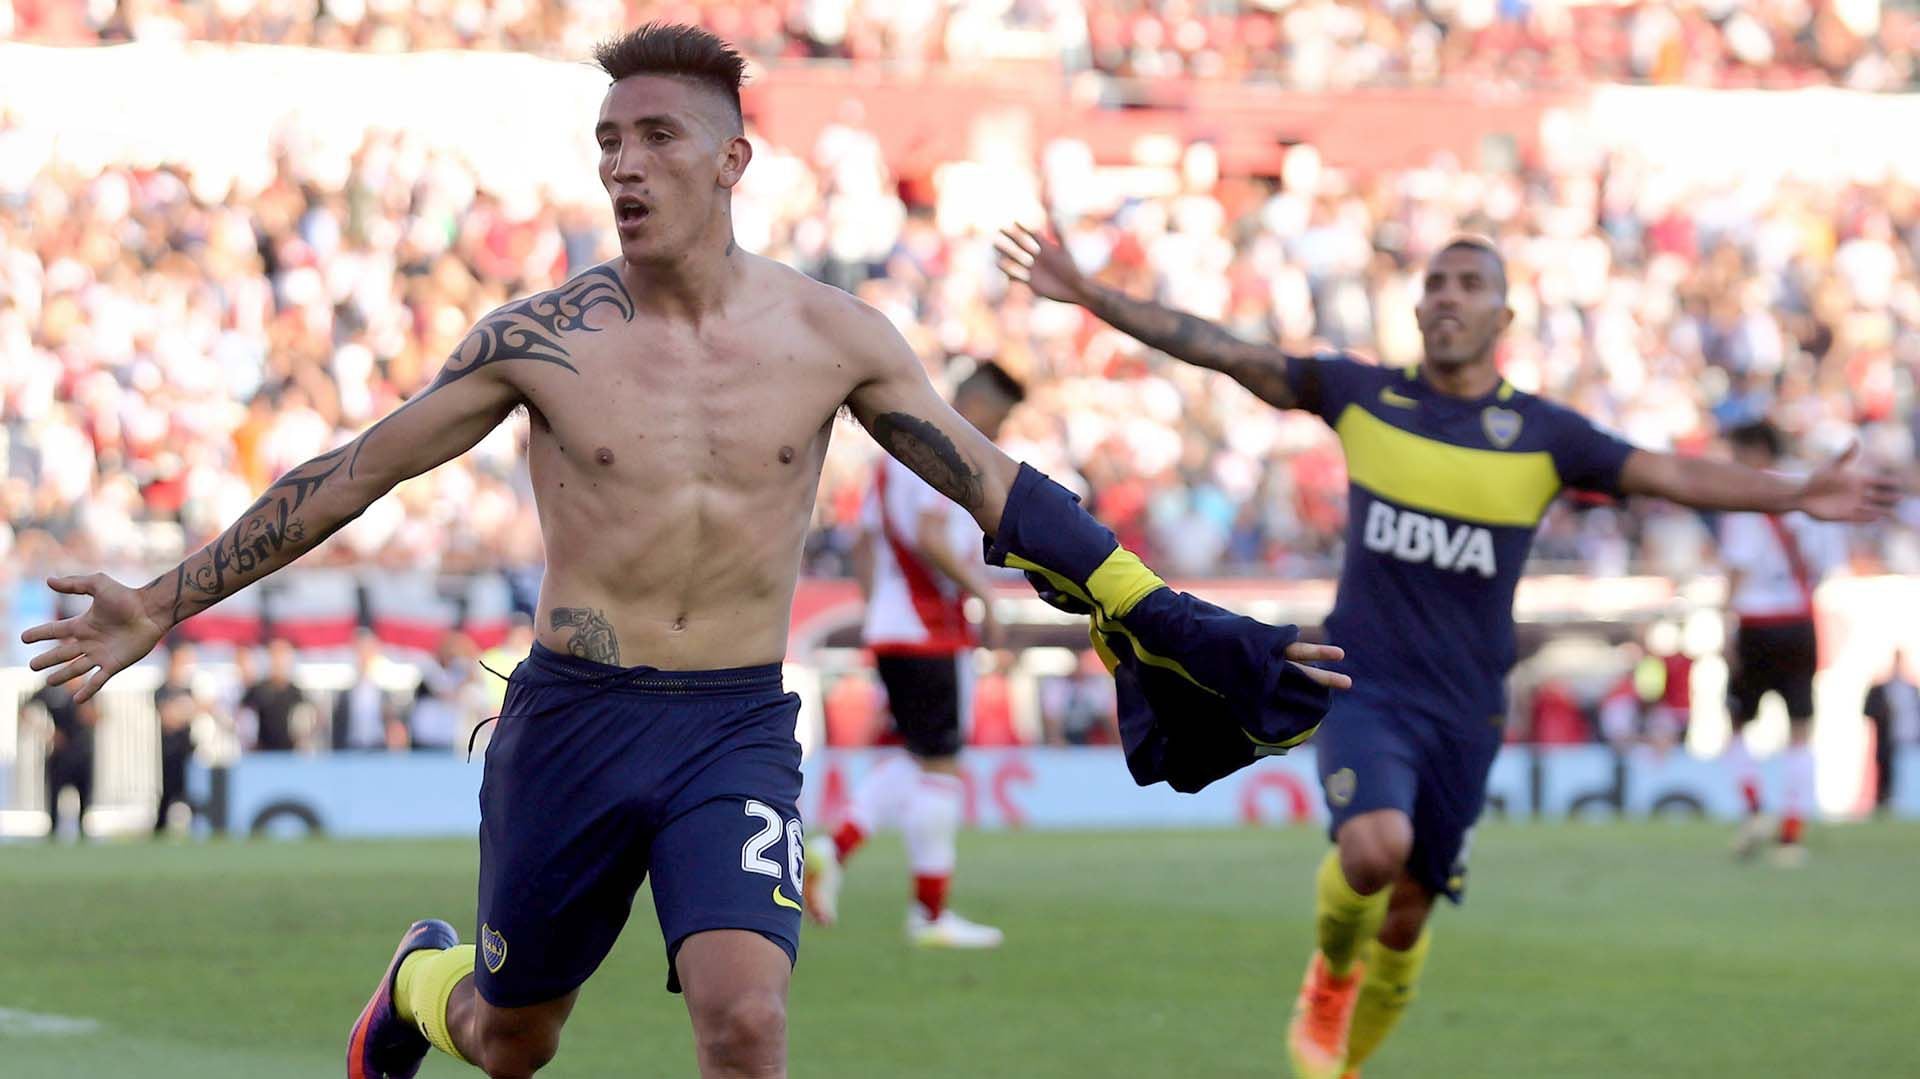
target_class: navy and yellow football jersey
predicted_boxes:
[1289,356,1635,726]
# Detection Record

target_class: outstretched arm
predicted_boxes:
[997,223,1306,410]
[21,320,526,701]
[836,295,1346,691]
[1619,444,1899,522]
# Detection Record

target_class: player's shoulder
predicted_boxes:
[786,263,893,339]
[782,263,914,373]
[1299,350,1396,410]
[1309,350,1393,383]
[487,261,637,332]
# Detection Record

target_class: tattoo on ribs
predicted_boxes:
[169,448,349,624]
[349,266,635,477]
[551,607,621,665]
[870,412,984,510]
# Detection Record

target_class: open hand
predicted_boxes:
[996,222,1090,306]
[1798,443,1902,523]
[1285,641,1351,691]
[20,574,169,703]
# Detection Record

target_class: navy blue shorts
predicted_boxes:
[474,644,805,1006]
[1313,687,1502,903]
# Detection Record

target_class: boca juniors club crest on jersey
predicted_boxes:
[1481,407,1522,449]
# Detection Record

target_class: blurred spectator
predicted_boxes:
[1864,649,1920,815]
[824,667,884,747]
[408,631,480,752]
[331,629,403,752]
[1039,649,1119,746]
[1594,635,1690,753]
[968,654,1022,747]
[239,638,309,752]
[28,680,96,840]
[152,642,202,833]
[1520,678,1591,746]
[478,617,537,716]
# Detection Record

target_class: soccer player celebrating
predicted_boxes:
[1000,225,1897,1079]
[18,25,1342,1079]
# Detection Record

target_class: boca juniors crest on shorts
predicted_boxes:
[481,924,508,973]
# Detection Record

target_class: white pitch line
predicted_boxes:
[0,1007,102,1037]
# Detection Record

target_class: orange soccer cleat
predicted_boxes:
[1286,952,1364,1079]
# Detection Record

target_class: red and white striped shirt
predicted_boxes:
[1719,509,1846,625]
[859,457,979,656]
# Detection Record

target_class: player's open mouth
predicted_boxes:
[614,196,651,227]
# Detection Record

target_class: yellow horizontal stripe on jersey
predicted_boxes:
[1335,404,1561,527]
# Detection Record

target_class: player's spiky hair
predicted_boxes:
[593,23,746,130]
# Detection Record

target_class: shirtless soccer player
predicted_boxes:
[20,25,1344,1079]
[1000,226,1896,1079]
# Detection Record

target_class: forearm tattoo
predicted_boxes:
[1085,287,1297,410]
[164,448,351,625]
[870,412,985,511]
[551,608,621,666]
[350,266,635,477]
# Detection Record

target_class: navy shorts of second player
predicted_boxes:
[1313,684,1502,902]
[475,643,806,1004]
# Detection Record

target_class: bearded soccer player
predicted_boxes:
[1000,225,1896,1079]
[19,25,1343,1079]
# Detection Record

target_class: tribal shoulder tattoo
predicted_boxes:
[157,268,636,628]
[349,265,635,477]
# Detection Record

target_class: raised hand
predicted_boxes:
[1285,641,1352,691]
[996,222,1090,306]
[19,574,169,703]
[1797,443,1902,523]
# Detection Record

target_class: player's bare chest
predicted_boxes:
[519,335,842,482]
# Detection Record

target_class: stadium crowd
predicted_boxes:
[3,0,1914,92]
[5,101,1919,601]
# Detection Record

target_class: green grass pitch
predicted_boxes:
[3,822,1915,1077]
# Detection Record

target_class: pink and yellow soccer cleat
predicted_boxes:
[1286,952,1364,1079]
[347,919,459,1079]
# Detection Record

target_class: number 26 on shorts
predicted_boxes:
[740,799,805,894]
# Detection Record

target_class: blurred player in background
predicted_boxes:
[1863,648,1918,815]
[804,361,1025,950]
[20,23,1341,1079]
[152,643,203,835]
[1717,420,1848,868]
[1001,225,1897,1079]
[29,680,97,842]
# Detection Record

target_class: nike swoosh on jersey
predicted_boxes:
[772,886,802,912]
[1378,387,1418,408]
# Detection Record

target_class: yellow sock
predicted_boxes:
[1314,849,1390,976]
[1346,928,1431,1070]
[397,945,476,1064]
